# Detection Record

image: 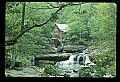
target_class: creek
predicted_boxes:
[5,50,96,77]
[55,52,96,77]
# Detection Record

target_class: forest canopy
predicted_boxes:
[5,2,116,77]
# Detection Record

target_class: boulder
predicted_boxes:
[73,68,79,72]
[63,45,87,53]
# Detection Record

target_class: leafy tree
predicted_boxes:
[5,2,116,77]
[5,2,86,46]
[59,3,95,45]
[88,3,116,77]
[5,2,86,68]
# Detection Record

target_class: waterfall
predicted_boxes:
[56,53,95,70]
[31,57,35,65]
[85,55,91,65]
[55,55,77,69]
[56,55,76,66]
[69,55,77,61]
[55,52,96,77]
[76,55,82,64]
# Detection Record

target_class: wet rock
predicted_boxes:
[22,67,36,74]
[64,73,70,77]
[5,67,41,77]
[49,47,57,54]
[14,62,22,67]
[70,73,79,77]
[14,67,22,71]
[63,45,86,53]
[57,46,64,53]
[73,68,79,73]
[64,69,73,73]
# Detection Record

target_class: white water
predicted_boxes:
[56,55,77,69]
[85,55,91,64]
[55,53,96,77]
[56,53,96,70]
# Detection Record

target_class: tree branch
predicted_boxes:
[24,5,64,32]
[26,4,60,9]
[5,2,87,46]
[26,2,86,10]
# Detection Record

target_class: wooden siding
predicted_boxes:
[51,24,67,47]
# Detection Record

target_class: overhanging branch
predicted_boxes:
[26,4,60,9]
[24,2,87,32]
[24,4,64,33]
[5,2,87,46]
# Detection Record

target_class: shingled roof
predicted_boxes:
[55,23,68,32]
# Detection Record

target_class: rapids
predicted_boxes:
[55,52,96,77]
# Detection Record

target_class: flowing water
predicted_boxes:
[55,52,96,77]
[5,52,96,77]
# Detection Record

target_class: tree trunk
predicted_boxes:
[20,2,26,32]
[5,3,86,46]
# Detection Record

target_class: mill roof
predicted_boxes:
[55,23,68,32]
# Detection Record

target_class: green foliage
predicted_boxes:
[5,2,116,77]
[79,67,97,78]
[43,63,59,76]
[5,45,18,68]
[58,3,95,45]
[5,2,55,68]
[93,51,116,77]
[90,3,116,77]
[89,3,116,42]
[51,13,59,22]
[17,56,31,66]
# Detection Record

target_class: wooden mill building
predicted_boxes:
[51,23,68,48]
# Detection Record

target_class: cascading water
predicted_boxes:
[85,55,91,64]
[55,52,96,77]
[56,53,94,69]
[56,55,77,69]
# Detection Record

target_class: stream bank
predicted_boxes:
[5,45,114,78]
